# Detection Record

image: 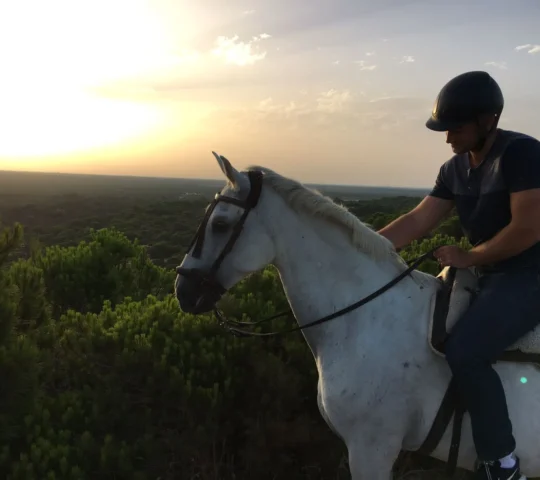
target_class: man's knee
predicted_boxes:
[444,332,481,372]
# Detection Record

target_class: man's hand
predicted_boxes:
[434,245,475,268]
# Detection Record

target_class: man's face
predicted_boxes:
[445,122,480,154]
[444,114,497,154]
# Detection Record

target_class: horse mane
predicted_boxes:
[246,165,407,266]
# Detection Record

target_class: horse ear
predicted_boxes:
[212,151,249,191]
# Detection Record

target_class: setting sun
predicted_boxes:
[0,0,180,159]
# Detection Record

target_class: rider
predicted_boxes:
[378,70,540,480]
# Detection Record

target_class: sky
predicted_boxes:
[0,0,539,188]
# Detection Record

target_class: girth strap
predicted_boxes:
[416,376,464,477]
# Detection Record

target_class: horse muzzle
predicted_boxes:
[175,267,226,314]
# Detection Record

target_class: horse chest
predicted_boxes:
[316,354,407,428]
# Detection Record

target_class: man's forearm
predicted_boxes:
[377,213,422,250]
[469,222,540,266]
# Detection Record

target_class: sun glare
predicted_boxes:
[0,0,178,160]
[0,88,164,157]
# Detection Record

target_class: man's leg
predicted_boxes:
[444,269,540,462]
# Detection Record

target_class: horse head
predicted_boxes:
[175,152,275,314]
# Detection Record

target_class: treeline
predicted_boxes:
[0,193,463,271]
[0,195,469,479]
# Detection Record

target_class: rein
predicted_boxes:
[176,158,441,338]
[213,247,439,337]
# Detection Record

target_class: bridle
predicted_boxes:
[176,169,439,338]
[176,169,264,309]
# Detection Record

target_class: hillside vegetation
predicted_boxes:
[0,184,476,479]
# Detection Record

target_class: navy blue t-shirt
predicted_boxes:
[429,128,540,272]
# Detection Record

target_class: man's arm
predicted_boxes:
[378,162,454,250]
[378,195,454,250]
[467,189,540,266]
[467,138,540,266]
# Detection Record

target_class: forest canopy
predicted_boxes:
[0,180,469,479]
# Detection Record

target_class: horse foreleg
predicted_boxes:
[347,437,400,480]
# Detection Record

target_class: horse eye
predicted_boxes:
[212,220,229,233]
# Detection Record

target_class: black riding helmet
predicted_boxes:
[426,71,504,132]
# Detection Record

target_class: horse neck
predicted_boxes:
[263,190,424,357]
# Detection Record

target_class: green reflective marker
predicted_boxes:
[520,377,527,384]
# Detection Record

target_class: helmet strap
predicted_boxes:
[471,114,499,153]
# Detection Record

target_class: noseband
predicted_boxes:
[176,170,264,302]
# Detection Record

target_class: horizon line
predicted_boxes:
[0,168,433,191]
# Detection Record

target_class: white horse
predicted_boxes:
[174,152,540,480]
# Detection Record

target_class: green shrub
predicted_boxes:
[0,222,470,479]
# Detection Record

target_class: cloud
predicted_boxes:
[255,97,305,120]
[399,55,415,63]
[242,9,255,15]
[515,44,540,54]
[354,60,377,70]
[213,89,355,132]
[366,52,375,56]
[88,34,274,100]
[484,61,507,69]
[212,34,271,66]
[369,96,398,103]
[316,89,353,113]
[209,89,429,134]
[252,89,355,120]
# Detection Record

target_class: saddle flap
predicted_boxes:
[430,266,540,360]
[440,266,478,332]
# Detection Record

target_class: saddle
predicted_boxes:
[429,266,540,364]
[417,266,540,478]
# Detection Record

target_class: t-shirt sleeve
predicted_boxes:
[502,138,540,193]
[429,163,454,200]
